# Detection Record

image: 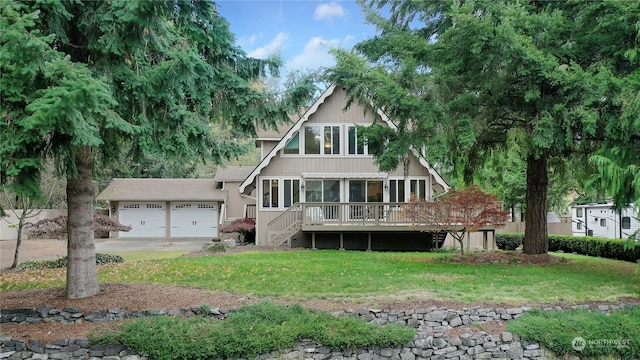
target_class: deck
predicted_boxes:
[266,202,500,248]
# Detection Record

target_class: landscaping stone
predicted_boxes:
[2,304,635,360]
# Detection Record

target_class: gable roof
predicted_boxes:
[96,178,226,202]
[239,84,450,194]
[213,166,254,182]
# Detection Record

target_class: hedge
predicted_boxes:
[495,233,640,262]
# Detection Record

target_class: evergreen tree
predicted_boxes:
[1,1,316,298]
[329,0,639,254]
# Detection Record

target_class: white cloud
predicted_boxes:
[289,36,341,70]
[248,32,289,59]
[314,2,346,20]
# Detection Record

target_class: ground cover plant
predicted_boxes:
[90,301,415,360]
[2,250,638,305]
[16,253,124,270]
[507,306,640,359]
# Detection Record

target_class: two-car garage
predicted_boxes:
[97,179,226,239]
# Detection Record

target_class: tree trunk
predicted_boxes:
[523,153,549,254]
[10,216,25,269]
[66,146,99,299]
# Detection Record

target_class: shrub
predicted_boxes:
[16,253,124,270]
[507,306,640,359]
[220,217,255,234]
[496,233,523,250]
[549,235,640,262]
[90,302,415,360]
[496,233,640,262]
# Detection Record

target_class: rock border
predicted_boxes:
[1,304,632,360]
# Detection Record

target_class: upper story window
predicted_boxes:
[284,124,369,156]
[576,208,583,218]
[324,126,340,154]
[622,216,631,229]
[348,126,366,155]
[304,125,340,155]
[600,218,606,227]
[284,133,299,155]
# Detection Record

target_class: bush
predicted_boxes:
[495,233,640,262]
[16,253,124,270]
[220,217,255,234]
[90,302,415,360]
[549,235,640,262]
[496,233,523,250]
[507,306,640,359]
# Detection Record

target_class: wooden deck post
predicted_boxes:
[367,232,372,251]
[339,233,344,250]
[311,233,316,250]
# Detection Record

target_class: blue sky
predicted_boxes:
[216,1,377,72]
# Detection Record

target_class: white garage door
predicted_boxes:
[170,202,218,237]
[118,202,166,237]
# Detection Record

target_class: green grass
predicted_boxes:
[1,250,638,304]
[109,250,190,262]
[507,306,640,359]
[90,301,415,360]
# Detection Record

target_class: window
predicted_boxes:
[576,208,583,217]
[410,179,427,201]
[349,180,383,203]
[389,179,406,203]
[305,180,340,202]
[284,133,299,155]
[348,126,366,155]
[622,216,631,229]
[262,179,279,208]
[304,126,321,154]
[283,179,300,207]
[577,222,582,230]
[324,126,340,154]
[304,126,341,155]
[600,218,606,227]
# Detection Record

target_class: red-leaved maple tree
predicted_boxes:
[420,185,508,254]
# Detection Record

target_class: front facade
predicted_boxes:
[571,202,640,239]
[97,179,225,239]
[240,85,455,250]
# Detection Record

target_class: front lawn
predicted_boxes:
[1,250,638,304]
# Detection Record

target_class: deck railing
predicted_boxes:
[300,202,433,226]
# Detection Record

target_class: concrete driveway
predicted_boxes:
[0,237,208,268]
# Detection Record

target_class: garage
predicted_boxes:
[97,178,227,239]
[118,202,166,237]
[170,202,219,238]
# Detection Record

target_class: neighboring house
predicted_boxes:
[97,179,225,238]
[571,202,640,239]
[239,84,468,251]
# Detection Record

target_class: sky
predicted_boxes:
[216,1,378,73]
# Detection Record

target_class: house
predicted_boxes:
[571,202,640,239]
[239,84,490,251]
[96,179,225,238]
[97,85,502,250]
